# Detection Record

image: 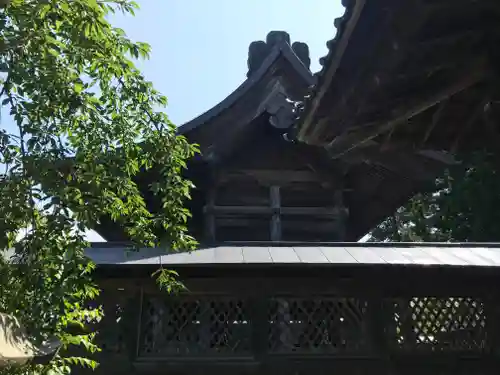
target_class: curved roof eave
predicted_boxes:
[176,41,316,135]
[296,0,366,143]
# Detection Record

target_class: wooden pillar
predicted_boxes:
[485,295,500,359]
[251,288,269,364]
[270,186,281,242]
[367,295,391,374]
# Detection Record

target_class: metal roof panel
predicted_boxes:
[56,244,500,267]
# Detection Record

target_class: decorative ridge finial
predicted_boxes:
[247,31,311,77]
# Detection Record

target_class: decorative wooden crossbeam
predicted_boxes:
[204,205,342,216]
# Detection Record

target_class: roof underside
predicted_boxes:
[298,0,500,145]
[294,0,500,237]
[298,0,500,152]
[86,243,500,268]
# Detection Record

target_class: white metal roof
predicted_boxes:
[84,244,500,267]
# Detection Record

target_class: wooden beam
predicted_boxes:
[327,133,379,158]
[342,146,442,182]
[327,66,486,157]
[420,100,447,147]
[216,218,340,233]
[205,205,342,217]
[220,169,322,185]
[418,150,459,165]
[281,206,342,216]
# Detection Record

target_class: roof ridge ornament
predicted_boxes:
[247,31,311,77]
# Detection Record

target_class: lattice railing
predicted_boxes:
[268,297,369,353]
[388,297,488,352]
[138,295,251,357]
[91,292,495,360]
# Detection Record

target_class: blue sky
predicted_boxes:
[111,0,344,125]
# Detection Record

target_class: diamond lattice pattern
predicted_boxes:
[268,297,369,353]
[390,297,487,351]
[139,295,251,356]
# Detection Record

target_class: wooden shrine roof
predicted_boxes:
[176,30,315,157]
[296,0,500,152]
[177,33,314,136]
[289,0,500,238]
[85,242,500,268]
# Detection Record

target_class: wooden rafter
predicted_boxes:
[342,146,439,182]
[418,150,458,165]
[420,99,447,147]
[321,1,430,138]
[373,32,484,89]
[327,65,487,158]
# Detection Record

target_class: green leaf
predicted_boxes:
[0,1,198,373]
[74,82,83,93]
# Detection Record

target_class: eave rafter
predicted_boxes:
[326,62,488,157]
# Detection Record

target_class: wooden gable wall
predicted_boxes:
[200,123,347,244]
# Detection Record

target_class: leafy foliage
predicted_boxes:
[370,151,500,242]
[0,0,197,373]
